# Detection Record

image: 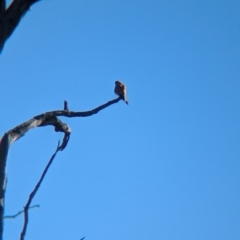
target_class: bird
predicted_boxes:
[114,80,129,104]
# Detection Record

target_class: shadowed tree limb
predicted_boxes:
[0,0,5,15]
[0,134,9,239]
[0,0,40,52]
[20,142,61,240]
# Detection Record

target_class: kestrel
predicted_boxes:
[114,80,129,105]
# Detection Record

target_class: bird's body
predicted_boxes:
[114,80,129,104]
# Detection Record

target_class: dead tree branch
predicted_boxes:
[0,0,40,52]
[0,134,9,239]
[0,0,5,15]
[20,142,61,240]
[0,97,122,239]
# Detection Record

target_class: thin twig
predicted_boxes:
[20,142,61,240]
[3,205,39,219]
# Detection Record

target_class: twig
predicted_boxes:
[20,142,61,240]
[3,204,39,219]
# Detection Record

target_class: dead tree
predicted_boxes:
[0,1,127,239]
[0,98,124,239]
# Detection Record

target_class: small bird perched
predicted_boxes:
[114,80,129,104]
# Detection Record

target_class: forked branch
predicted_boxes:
[0,97,122,239]
[3,205,39,219]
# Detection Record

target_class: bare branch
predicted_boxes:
[0,97,122,239]
[20,142,61,240]
[0,0,41,52]
[0,0,5,15]
[7,97,121,145]
[3,205,39,219]
[41,97,122,118]
[0,133,10,238]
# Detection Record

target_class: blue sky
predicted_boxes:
[1,0,240,239]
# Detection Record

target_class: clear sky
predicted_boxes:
[1,0,240,239]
